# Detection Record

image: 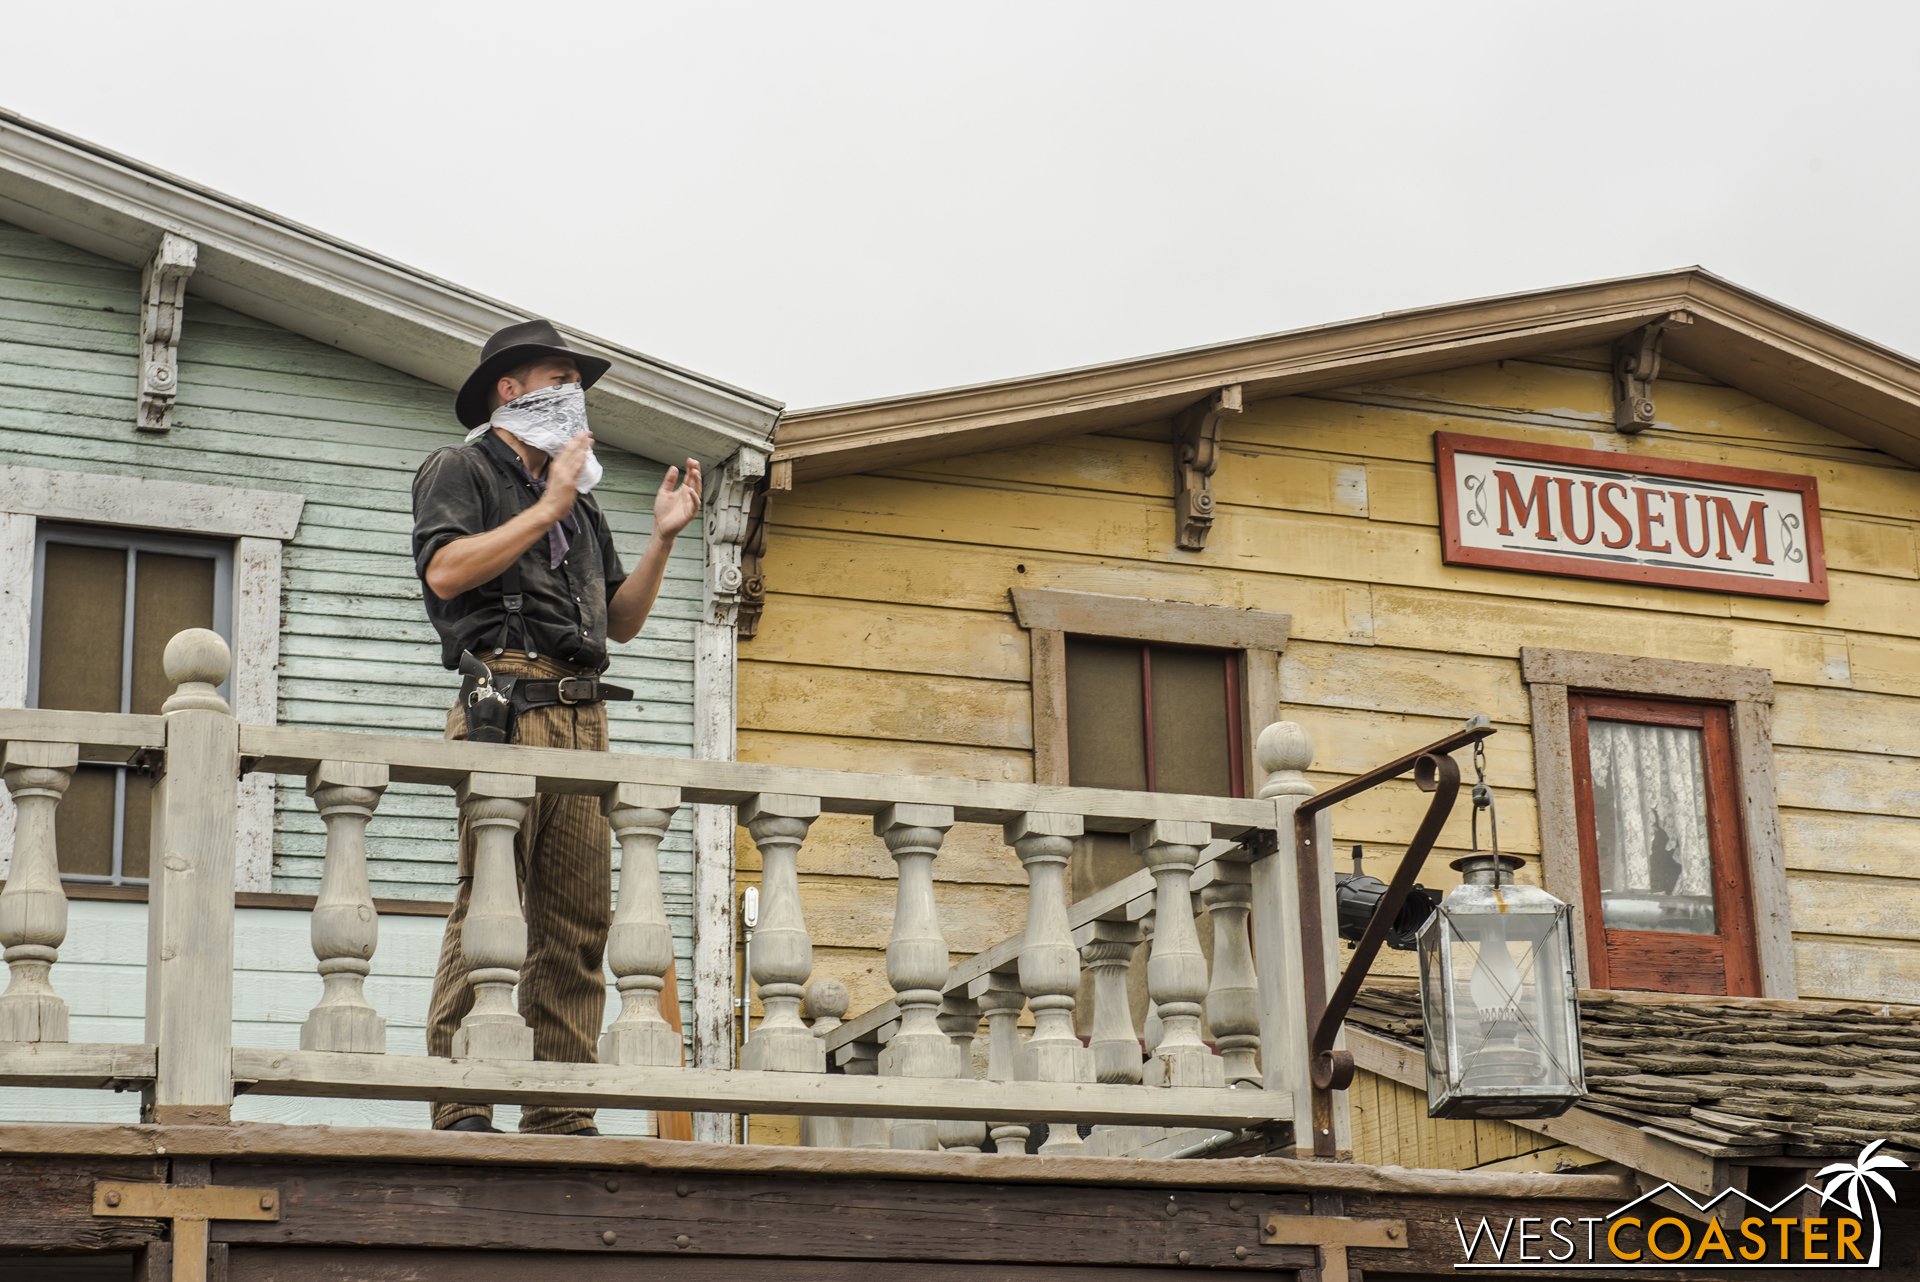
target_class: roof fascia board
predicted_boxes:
[0,112,782,470]
[777,270,1920,481]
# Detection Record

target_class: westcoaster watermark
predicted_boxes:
[1454,1140,1906,1268]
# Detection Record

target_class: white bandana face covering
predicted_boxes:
[466,382,604,494]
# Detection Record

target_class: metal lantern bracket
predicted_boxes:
[1294,717,1498,1155]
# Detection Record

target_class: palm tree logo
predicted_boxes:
[1818,1139,1908,1268]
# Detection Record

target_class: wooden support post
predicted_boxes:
[739,793,823,1073]
[450,772,536,1060]
[971,970,1030,1154]
[97,1179,280,1282]
[1009,811,1091,1154]
[300,760,389,1053]
[600,783,684,1067]
[935,993,987,1152]
[1254,720,1316,1157]
[1202,854,1262,1086]
[877,802,960,1150]
[1131,819,1224,1088]
[800,978,850,1147]
[0,740,77,1043]
[145,630,240,1125]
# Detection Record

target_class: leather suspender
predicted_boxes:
[492,561,535,661]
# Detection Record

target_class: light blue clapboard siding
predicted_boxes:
[0,901,661,1133]
[0,220,702,1079]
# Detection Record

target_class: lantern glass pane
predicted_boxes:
[1439,904,1580,1098]
[1588,719,1716,935]
[1416,913,1452,1108]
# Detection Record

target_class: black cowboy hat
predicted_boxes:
[455,319,613,429]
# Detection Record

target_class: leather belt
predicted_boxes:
[516,676,635,708]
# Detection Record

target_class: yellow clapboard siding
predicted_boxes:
[738,662,1032,751]
[1841,635,1920,699]
[745,594,1031,683]
[735,811,1026,886]
[1794,938,1920,1005]
[1311,775,1540,855]
[1276,705,1535,790]
[738,728,1031,782]
[1772,685,1920,758]
[1282,643,1529,724]
[1824,517,1918,579]
[1780,809,1920,880]
[737,875,1028,954]
[1775,747,1920,819]
[1789,872,1920,943]
[762,527,1373,644]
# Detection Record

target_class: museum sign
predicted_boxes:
[1436,432,1828,602]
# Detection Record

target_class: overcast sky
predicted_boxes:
[8,3,1917,410]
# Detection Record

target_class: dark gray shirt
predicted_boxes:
[411,431,627,671]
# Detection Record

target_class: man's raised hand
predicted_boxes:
[540,432,595,518]
[654,459,702,540]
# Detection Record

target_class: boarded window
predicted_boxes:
[29,524,232,884]
[1567,693,1761,996]
[1063,637,1243,898]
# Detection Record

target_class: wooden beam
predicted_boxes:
[0,1040,156,1087]
[231,1047,1291,1130]
[1346,1028,1719,1194]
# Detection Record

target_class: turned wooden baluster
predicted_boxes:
[0,741,77,1043]
[1076,918,1144,1084]
[451,772,536,1059]
[1008,811,1090,1154]
[936,994,988,1152]
[600,783,683,1066]
[876,803,960,1151]
[973,971,1030,1154]
[1132,819,1225,1087]
[300,761,389,1053]
[739,793,824,1072]
[1203,854,1263,1085]
[801,977,851,1148]
[833,1033,892,1149]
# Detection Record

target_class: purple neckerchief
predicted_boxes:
[518,458,580,569]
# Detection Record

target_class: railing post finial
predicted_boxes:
[161,628,231,714]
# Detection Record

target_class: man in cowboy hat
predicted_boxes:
[411,319,701,1135]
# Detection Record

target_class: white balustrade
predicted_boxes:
[877,803,961,1151]
[600,783,683,1066]
[1009,812,1090,1154]
[450,772,535,1060]
[973,971,1030,1154]
[1202,855,1262,1086]
[300,760,388,1053]
[936,994,987,1152]
[740,793,823,1072]
[0,741,77,1044]
[1132,820,1225,1088]
[833,1034,891,1148]
[1075,918,1144,1084]
[801,977,851,1147]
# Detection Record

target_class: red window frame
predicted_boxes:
[1567,693,1762,996]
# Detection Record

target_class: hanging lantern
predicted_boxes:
[1415,852,1585,1120]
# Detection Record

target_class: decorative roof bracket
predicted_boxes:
[1173,384,1242,550]
[706,446,769,630]
[1610,311,1692,434]
[136,233,198,433]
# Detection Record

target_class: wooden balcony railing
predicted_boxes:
[0,629,1338,1153]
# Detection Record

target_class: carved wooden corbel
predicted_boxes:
[1610,311,1692,434]
[705,446,769,630]
[738,487,771,640]
[136,233,198,433]
[1173,384,1242,550]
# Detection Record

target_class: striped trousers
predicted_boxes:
[426,651,613,1134]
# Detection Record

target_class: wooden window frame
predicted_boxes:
[0,464,304,893]
[1567,692,1762,995]
[1010,588,1291,790]
[1522,646,1795,997]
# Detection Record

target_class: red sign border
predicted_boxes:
[1435,432,1830,603]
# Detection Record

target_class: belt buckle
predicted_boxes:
[557,676,592,705]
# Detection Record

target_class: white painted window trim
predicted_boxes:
[1519,645,1796,999]
[0,465,304,892]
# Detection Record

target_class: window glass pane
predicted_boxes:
[1149,647,1232,797]
[1065,638,1147,791]
[1588,720,1717,935]
[130,552,217,716]
[122,774,153,882]
[55,765,118,878]
[37,544,127,713]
